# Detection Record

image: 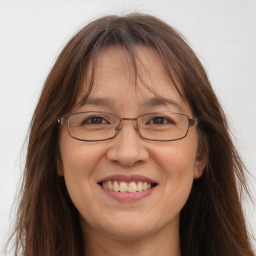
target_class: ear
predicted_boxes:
[57,157,64,176]
[194,150,207,179]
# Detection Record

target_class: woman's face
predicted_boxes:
[59,46,205,241]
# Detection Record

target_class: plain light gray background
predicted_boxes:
[0,0,256,253]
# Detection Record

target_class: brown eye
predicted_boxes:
[152,116,165,124]
[146,116,175,125]
[82,116,109,125]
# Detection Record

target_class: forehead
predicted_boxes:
[94,45,178,92]
[78,46,192,114]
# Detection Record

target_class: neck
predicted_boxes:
[82,221,181,256]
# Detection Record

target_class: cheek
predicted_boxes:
[59,136,111,220]
[142,140,198,227]
[59,132,107,199]
[161,148,195,198]
[153,140,198,177]
[59,130,107,176]
[61,146,97,174]
[151,138,198,202]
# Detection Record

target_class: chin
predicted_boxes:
[103,223,156,241]
[95,211,177,241]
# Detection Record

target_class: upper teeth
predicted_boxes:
[102,181,152,193]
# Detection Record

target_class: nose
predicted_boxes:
[106,121,149,167]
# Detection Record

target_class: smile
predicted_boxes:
[102,181,152,193]
[98,174,158,201]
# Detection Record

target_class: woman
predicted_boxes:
[9,13,254,256]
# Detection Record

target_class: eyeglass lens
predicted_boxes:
[66,112,190,141]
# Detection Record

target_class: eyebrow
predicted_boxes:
[141,97,183,112]
[77,96,183,112]
[79,98,114,108]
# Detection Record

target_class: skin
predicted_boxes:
[59,46,206,256]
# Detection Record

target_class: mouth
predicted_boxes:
[97,174,158,201]
[99,180,158,193]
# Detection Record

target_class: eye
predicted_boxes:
[82,115,110,125]
[146,115,175,125]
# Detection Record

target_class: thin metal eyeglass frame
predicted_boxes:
[58,111,199,142]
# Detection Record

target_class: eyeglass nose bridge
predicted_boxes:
[114,117,140,136]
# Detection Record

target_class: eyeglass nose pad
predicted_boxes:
[114,124,122,138]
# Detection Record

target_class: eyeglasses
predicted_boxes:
[58,111,198,142]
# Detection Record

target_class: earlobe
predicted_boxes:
[194,132,208,179]
[194,152,207,179]
[57,169,64,176]
[56,145,64,176]
[57,158,64,176]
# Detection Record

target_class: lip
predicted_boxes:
[97,174,158,202]
[100,187,156,202]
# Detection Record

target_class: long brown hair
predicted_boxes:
[8,13,254,256]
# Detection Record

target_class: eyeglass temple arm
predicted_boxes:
[58,118,67,126]
[189,118,199,126]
